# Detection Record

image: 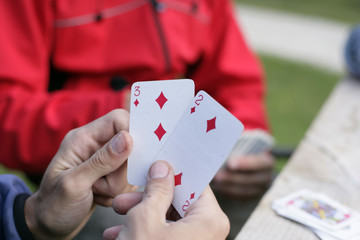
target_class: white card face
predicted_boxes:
[154,91,244,217]
[312,221,360,240]
[128,79,194,186]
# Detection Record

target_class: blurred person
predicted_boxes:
[0,0,273,198]
[1,110,229,240]
[344,25,360,80]
[0,1,274,238]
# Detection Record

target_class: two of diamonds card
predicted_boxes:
[128,79,244,217]
[272,189,360,240]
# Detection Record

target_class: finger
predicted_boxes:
[60,109,130,162]
[92,162,137,198]
[93,195,114,207]
[185,186,219,216]
[176,186,230,239]
[88,109,130,143]
[72,131,133,186]
[140,161,174,218]
[227,153,275,171]
[213,168,273,186]
[112,192,143,215]
[103,225,124,240]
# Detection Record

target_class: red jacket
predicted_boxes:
[0,0,268,173]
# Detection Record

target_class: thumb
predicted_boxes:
[74,131,132,185]
[141,161,175,217]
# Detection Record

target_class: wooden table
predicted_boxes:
[235,77,360,239]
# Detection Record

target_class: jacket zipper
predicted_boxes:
[54,0,148,28]
[149,0,171,73]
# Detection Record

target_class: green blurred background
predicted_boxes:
[234,0,359,170]
[261,54,339,171]
[236,0,360,24]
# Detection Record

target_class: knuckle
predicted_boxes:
[108,109,129,121]
[63,128,76,140]
[65,127,83,142]
[61,127,87,151]
[59,177,81,196]
[60,128,77,146]
[145,180,171,199]
[108,109,130,131]
[116,183,138,195]
[90,149,109,171]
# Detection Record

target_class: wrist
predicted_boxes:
[24,193,43,239]
[24,192,95,240]
[24,193,56,240]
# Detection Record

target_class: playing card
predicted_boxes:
[272,189,360,231]
[312,223,360,240]
[230,129,275,157]
[275,207,360,240]
[128,79,194,185]
[154,91,244,217]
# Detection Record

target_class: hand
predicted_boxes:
[124,88,131,111]
[103,161,230,240]
[25,109,137,240]
[212,152,275,199]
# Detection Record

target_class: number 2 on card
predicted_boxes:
[195,94,203,106]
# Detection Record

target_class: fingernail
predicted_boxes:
[227,157,239,169]
[111,133,126,154]
[228,160,237,169]
[112,196,121,214]
[149,161,169,179]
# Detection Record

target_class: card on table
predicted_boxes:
[272,189,359,230]
[312,222,360,240]
[154,91,244,217]
[272,189,360,240]
[128,79,194,186]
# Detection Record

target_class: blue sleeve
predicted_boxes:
[0,174,31,240]
[344,25,360,79]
